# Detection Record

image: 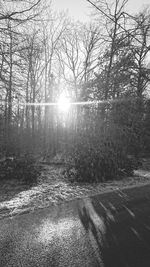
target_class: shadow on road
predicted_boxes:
[78,193,150,267]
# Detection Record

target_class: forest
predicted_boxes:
[0,0,150,184]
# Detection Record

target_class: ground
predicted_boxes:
[0,159,150,220]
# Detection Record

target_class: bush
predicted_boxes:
[66,123,139,183]
[0,155,40,185]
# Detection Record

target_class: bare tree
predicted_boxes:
[87,0,129,99]
[131,9,150,98]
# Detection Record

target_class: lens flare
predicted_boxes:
[57,95,71,113]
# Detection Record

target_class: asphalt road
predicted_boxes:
[0,184,150,267]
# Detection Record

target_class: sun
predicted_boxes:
[57,94,71,113]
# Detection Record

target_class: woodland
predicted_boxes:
[0,0,150,184]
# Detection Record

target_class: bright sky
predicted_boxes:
[52,0,89,21]
[52,0,150,21]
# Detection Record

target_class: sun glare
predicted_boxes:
[58,95,71,113]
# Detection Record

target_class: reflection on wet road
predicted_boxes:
[0,185,150,266]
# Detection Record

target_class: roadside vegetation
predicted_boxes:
[0,156,40,185]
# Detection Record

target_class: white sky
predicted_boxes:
[52,0,150,21]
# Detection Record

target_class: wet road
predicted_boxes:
[0,184,150,267]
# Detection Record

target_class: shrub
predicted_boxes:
[0,155,40,185]
[66,123,139,183]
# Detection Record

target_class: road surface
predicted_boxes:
[0,184,150,267]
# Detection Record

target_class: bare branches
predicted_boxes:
[86,0,150,51]
[0,0,41,22]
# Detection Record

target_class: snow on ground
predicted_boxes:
[0,164,150,219]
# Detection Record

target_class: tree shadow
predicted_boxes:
[78,197,129,267]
